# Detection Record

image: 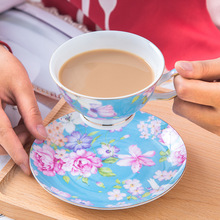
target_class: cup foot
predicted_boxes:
[80,114,135,130]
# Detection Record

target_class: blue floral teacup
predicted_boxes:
[50,31,177,130]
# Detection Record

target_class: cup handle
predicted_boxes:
[150,68,178,101]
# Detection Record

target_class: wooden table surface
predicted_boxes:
[0,98,220,220]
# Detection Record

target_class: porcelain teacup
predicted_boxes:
[50,31,177,129]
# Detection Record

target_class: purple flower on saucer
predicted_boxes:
[97,144,120,158]
[65,131,92,151]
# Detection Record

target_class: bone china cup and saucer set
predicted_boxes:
[30,31,186,210]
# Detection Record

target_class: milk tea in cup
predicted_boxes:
[58,49,155,98]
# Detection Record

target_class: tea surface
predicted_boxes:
[59,49,154,98]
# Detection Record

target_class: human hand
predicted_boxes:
[0,46,47,174]
[173,58,220,136]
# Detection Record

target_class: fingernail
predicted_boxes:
[178,61,193,72]
[20,163,31,175]
[36,124,48,139]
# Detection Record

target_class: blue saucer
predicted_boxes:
[30,111,186,210]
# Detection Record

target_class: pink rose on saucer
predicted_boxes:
[159,125,186,166]
[62,149,103,178]
[167,148,186,166]
[30,144,65,176]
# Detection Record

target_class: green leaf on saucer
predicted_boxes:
[166,149,171,155]
[88,131,99,136]
[113,185,122,189]
[109,139,115,144]
[63,176,70,184]
[159,151,167,156]
[91,135,101,145]
[102,157,118,164]
[51,143,57,150]
[98,167,116,177]
[82,177,88,184]
[116,179,121,184]
[142,192,150,197]
[159,156,167,162]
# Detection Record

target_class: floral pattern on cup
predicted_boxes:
[59,84,156,120]
[30,111,186,209]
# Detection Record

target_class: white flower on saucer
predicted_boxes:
[123,179,142,192]
[149,119,162,135]
[147,116,155,122]
[107,189,126,201]
[153,170,177,181]
[164,170,177,180]
[123,179,145,196]
[140,130,150,139]
[54,149,68,160]
[130,186,145,196]
[153,170,165,181]
[148,178,172,196]
[59,112,84,133]
[137,121,148,132]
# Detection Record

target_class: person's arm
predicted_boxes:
[173,58,220,135]
[0,45,47,174]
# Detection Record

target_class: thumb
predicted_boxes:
[175,58,220,81]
